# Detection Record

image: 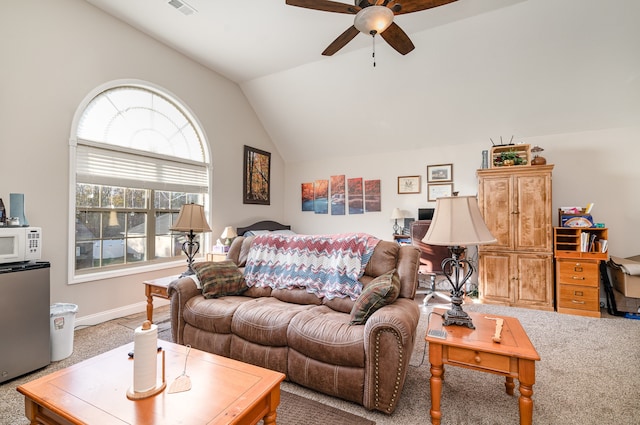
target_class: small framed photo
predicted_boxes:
[427,163,453,183]
[397,175,421,194]
[428,183,453,202]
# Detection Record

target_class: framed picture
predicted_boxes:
[243,145,271,205]
[428,183,453,201]
[427,163,453,183]
[397,175,421,194]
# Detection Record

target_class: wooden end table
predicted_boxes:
[17,341,285,425]
[143,256,228,322]
[425,309,540,425]
[143,275,179,323]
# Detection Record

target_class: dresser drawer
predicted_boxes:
[558,284,600,311]
[445,346,511,374]
[558,260,599,287]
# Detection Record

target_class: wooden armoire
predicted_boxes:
[477,164,554,311]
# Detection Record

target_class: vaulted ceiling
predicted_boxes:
[85,0,640,162]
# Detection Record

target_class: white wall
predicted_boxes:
[0,0,284,324]
[284,127,640,258]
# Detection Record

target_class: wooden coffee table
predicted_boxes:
[17,341,285,425]
[425,309,540,425]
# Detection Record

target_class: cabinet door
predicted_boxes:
[478,175,514,251]
[514,253,554,308]
[479,252,514,304]
[513,172,552,252]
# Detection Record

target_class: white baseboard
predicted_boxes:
[75,299,170,328]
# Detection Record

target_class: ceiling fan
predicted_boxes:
[285,0,458,56]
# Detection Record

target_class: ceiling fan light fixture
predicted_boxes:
[354,6,394,35]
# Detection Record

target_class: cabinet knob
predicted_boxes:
[571,276,585,280]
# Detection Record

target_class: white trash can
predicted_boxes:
[50,303,78,361]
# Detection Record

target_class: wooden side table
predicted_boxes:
[205,253,228,262]
[143,275,179,323]
[426,309,540,425]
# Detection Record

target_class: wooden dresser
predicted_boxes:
[554,227,608,317]
[477,165,554,311]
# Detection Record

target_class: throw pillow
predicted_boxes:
[193,260,247,299]
[349,269,400,325]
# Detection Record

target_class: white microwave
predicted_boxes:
[0,227,42,264]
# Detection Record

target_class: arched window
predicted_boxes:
[69,82,210,282]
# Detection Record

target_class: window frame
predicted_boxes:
[68,80,211,284]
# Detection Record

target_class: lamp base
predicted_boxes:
[179,269,195,278]
[443,307,475,329]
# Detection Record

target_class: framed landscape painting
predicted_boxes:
[330,175,346,215]
[301,182,314,211]
[314,179,329,214]
[364,179,381,212]
[347,178,364,214]
[427,164,453,183]
[243,145,271,205]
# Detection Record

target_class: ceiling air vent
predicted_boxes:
[168,0,196,16]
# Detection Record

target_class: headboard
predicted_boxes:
[237,220,291,236]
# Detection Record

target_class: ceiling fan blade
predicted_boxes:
[322,26,360,56]
[392,0,458,15]
[286,0,360,14]
[380,22,415,55]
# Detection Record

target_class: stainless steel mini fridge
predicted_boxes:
[0,261,50,383]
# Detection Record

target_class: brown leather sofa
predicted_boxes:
[168,236,421,414]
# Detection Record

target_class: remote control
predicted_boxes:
[427,329,447,340]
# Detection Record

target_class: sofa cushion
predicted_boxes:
[231,297,315,346]
[183,295,251,334]
[238,236,255,267]
[193,261,247,299]
[288,306,365,367]
[349,269,400,325]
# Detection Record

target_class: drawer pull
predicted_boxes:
[474,353,481,363]
[574,291,584,296]
[574,266,583,272]
[571,300,586,304]
[571,276,585,280]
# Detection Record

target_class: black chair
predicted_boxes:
[410,220,452,305]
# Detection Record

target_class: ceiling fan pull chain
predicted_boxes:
[371,31,376,67]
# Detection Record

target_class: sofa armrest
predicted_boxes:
[167,276,201,344]
[362,298,421,413]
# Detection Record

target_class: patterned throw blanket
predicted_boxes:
[244,233,381,300]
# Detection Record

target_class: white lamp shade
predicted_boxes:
[422,196,496,246]
[220,226,237,239]
[354,6,394,34]
[170,203,212,233]
[390,208,404,220]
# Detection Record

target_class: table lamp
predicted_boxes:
[220,226,237,246]
[170,203,212,277]
[390,208,404,235]
[422,196,496,328]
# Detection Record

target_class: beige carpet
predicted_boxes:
[2,297,640,424]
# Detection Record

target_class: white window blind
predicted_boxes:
[76,143,208,193]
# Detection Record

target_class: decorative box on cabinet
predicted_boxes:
[554,227,608,318]
[477,165,554,311]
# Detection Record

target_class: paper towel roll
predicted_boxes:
[133,321,158,393]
